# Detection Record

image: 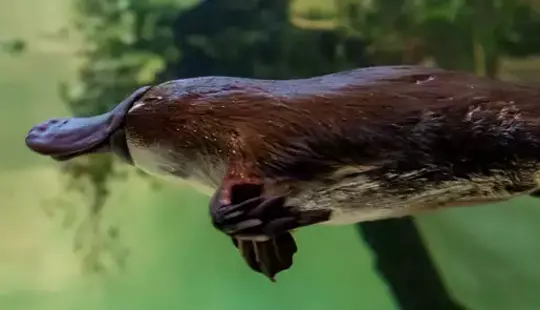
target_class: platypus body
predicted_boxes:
[25,65,540,280]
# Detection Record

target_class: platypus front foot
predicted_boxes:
[209,183,330,280]
[210,183,330,238]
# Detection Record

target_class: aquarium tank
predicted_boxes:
[2,0,540,309]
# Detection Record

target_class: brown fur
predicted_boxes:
[124,65,540,188]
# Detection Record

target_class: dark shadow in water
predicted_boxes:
[357,218,467,310]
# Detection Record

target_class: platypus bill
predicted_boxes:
[25,65,540,281]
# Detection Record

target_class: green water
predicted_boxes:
[3,1,540,309]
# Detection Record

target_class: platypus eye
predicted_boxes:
[109,129,133,165]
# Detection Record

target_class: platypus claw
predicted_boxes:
[211,183,329,238]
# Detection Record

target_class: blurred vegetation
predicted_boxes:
[56,0,187,273]
[55,0,540,274]
[0,39,27,55]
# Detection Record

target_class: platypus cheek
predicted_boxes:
[123,140,172,178]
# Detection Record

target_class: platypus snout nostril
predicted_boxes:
[25,125,49,149]
[33,122,52,133]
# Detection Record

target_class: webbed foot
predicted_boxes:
[211,183,330,239]
[231,234,297,281]
[209,183,330,280]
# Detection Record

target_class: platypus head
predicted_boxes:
[25,86,151,164]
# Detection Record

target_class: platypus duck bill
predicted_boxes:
[24,86,151,162]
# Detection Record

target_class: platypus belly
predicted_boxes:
[286,167,540,225]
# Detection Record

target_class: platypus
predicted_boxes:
[25,65,540,281]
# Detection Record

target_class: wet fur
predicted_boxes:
[124,65,540,224]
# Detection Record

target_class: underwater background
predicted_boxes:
[2,0,540,309]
